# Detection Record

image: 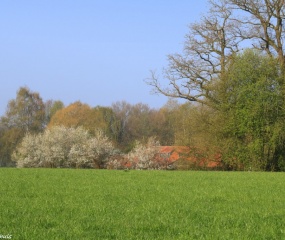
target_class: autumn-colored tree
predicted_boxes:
[48,101,92,128]
[48,101,121,144]
[48,101,104,134]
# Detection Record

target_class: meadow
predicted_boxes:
[0,169,285,239]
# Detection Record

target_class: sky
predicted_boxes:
[0,0,208,115]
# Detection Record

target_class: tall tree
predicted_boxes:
[112,101,166,151]
[219,50,284,170]
[2,87,45,133]
[48,101,92,129]
[148,107,175,146]
[147,0,241,107]
[147,0,285,106]
[48,102,120,143]
[93,106,121,143]
[146,0,285,171]
[111,101,132,148]
[126,103,153,142]
[0,87,45,166]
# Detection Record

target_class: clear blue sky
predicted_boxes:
[0,0,208,115]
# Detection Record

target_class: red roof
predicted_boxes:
[158,146,221,168]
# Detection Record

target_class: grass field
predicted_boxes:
[0,169,285,239]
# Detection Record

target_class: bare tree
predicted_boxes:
[147,0,285,105]
[228,0,285,68]
[147,0,242,107]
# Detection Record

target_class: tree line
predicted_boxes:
[2,0,285,171]
[0,86,198,168]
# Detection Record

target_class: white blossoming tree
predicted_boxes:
[13,126,115,168]
[127,137,161,170]
[68,130,115,168]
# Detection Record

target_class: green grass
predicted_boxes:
[0,169,285,239]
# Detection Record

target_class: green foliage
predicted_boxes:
[1,169,285,239]
[217,50,285,170]
[170,102,217,148]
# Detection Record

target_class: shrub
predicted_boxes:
[127,137,161,170]
[13,126,115,168]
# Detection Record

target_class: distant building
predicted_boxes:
[107,146,223,170]
[158,146,222,170]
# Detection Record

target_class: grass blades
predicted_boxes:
[0,169,285,239]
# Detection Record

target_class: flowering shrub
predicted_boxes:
[68,130,115,168]
[127,137,161,170]
[13,126,115,168]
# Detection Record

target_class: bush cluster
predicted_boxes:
[13,126,115,168]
